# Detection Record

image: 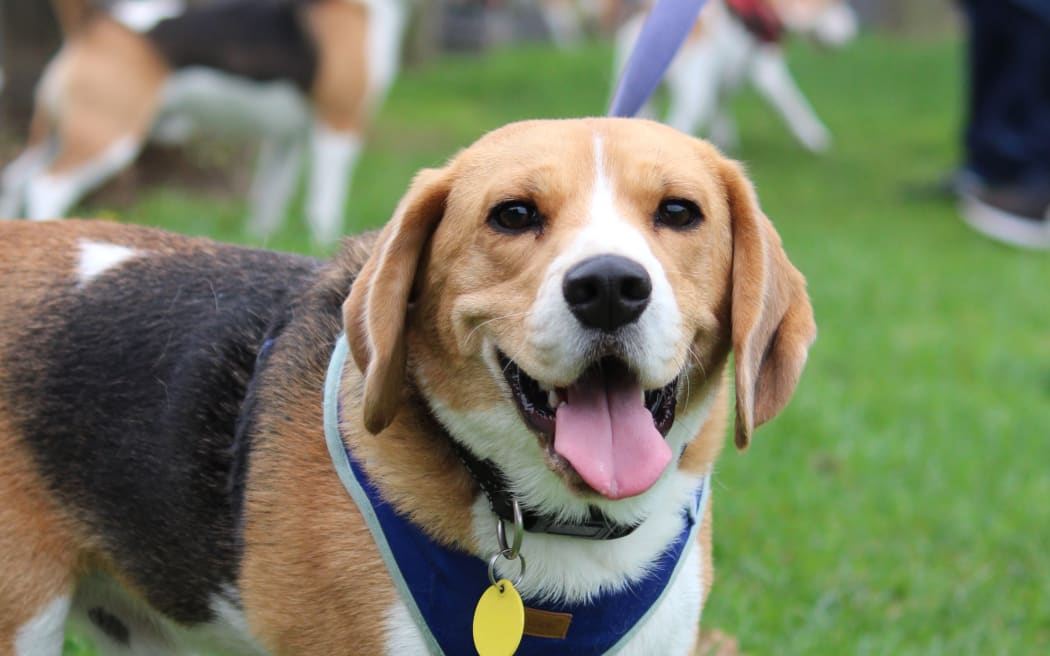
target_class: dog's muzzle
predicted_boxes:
[499,351,679,501]
[562,255,652,333]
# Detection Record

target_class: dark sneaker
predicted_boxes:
[904,168,984,202]
[959,185,1050,250]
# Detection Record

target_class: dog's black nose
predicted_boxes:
[562,255,652,332]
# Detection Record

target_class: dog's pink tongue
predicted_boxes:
[554,367,672,500]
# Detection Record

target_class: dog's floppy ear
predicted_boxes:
[722,159,817,450]
[343,167,451,434]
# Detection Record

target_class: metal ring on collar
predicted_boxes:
[487,549,526,588]
[496,497,524,559]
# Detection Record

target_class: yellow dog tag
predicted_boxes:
[473,578,525,656]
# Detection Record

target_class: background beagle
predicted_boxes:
[616,0,857,153]
[0,118,815,654]
[0,0,407,246]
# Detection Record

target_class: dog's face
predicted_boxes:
[345,118,814,523]
[770,0,858,46]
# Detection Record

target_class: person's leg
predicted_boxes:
[959,0,1050,247]
[964,1,1050,188]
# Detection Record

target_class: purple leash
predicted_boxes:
[608,0,709,118]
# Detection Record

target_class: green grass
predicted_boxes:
[63,34,1050,654]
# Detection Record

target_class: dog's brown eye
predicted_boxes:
[655,199,702,230]
[488,201,542,234]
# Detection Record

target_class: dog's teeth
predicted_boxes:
[548,390,558,409]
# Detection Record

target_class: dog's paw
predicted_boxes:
[798,125,832,153]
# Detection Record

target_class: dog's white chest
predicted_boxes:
[379,538,704,655]
[616,539,705,655]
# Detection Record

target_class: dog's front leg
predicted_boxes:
[24,136,142,220]
[247,136,305,240]
[304,123,362,246]
[707,105,740,153]
[749,45,831,153]
[0,144,51,219]
[664,46,724,138]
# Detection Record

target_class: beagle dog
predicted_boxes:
[615,0,857,153]
[0,118,815,655]
[0,0,407,245]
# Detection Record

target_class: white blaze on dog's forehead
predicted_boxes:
[77,240,142,286]
[539,134,650,266]
[590,136,616,228]
[582,134,659,263]
[584,133,682,359]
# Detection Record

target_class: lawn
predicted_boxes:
[58,32,1050,655]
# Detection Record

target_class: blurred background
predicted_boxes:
[1,1,1047,654]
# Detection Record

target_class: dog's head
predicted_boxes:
[344,118,815,521]
[769,0,858,47]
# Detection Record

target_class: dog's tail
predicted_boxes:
[50,0,95,39]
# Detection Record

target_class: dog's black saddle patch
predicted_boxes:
[148,0,320,93]
[8,245,320,625]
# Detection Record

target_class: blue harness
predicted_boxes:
[323,336,712,655]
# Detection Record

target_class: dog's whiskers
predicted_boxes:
[686,343,706,378]
[679,343,709,407]
[501,340,533,377]
[465,310,531,347]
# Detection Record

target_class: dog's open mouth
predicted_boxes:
[498,352,678,500]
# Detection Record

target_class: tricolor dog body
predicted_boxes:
[0,118,815,654]
[616,0,857,153]
[0,0,407,245]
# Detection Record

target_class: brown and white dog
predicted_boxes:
[0,0,407,245]
[616,0,857,153]
[0,118,815,655]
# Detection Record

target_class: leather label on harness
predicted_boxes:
[523,607,573,639]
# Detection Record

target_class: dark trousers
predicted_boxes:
[962,0,1050,188]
